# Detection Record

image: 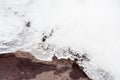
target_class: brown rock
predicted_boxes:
[0,51,91,80]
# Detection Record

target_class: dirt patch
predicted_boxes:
[0,51,91,80]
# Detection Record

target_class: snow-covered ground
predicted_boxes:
[0,0,120,80]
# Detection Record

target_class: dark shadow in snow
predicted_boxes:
[25,21,31,27]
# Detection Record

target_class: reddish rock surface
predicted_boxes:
[0,51,91,80]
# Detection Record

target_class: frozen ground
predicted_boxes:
[0,0,120,80]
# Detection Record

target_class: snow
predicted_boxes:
[0,0,120,80]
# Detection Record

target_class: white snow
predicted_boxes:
[0,0,120,80]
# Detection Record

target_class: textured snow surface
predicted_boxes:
[0,0,120,80]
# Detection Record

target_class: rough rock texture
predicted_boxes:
[0,51,91,80]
